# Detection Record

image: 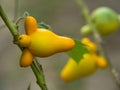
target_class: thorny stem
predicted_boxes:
[0,5,48,90]
[76,0,120,88]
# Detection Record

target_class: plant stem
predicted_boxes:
[0,5,48,90]
[31,60,48,90]
[76,0,120,88]
[0,5,19,39]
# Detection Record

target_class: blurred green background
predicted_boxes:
[0,0,120,90]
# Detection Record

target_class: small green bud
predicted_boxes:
[80,25,92,36]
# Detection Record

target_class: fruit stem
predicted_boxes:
[76,0,120,88]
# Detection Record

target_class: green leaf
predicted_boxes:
[38,22,51,30]
[67,40,89,63]
[27,83,31,90]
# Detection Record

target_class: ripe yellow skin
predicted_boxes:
[18,16,75,67]
[82,38,108,69]
[18,35,31,47]
[20,49,34,67]
[61,54,97,82]
[28,29,75,57]
[95,56,108,69]
[61,38,108,82]
[81,38,97,53]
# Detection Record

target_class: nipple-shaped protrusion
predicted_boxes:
[20,49,34,67]
[25,16,37,35]
[18,34,31,47]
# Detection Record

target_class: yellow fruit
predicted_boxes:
[91,7,120,36]
[61,54,97,82]
[18,16,75,67]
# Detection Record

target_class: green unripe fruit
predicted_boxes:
[91,7,120,36]
[80,25,92,36]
